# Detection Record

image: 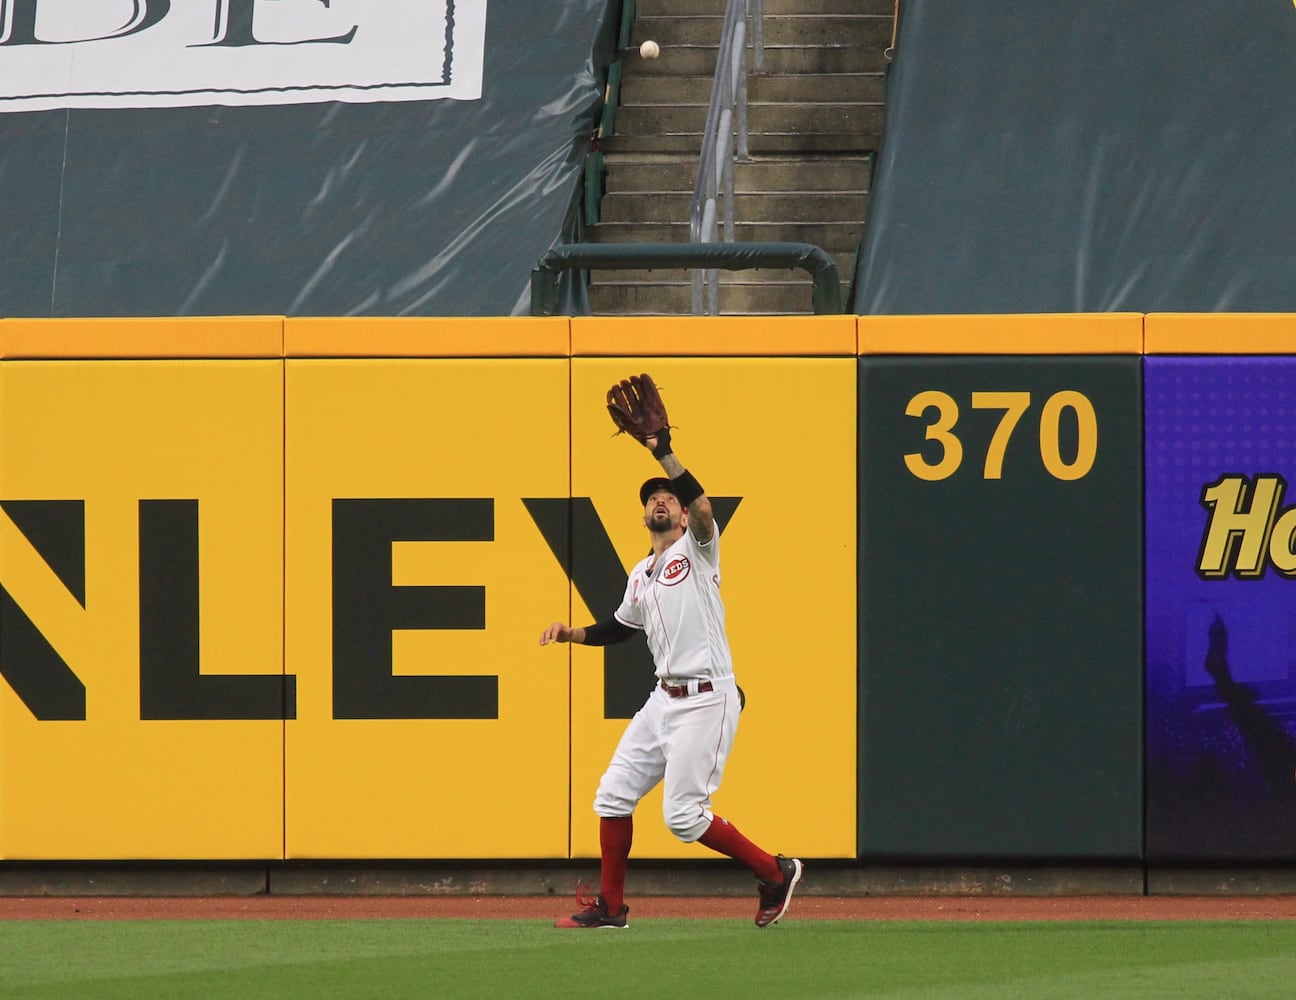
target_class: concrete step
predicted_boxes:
[586,277,853,316]
[639,0,894,16]
[601,153,872,194]
[634,14,893,47]
[589,1,886,315]
[614,101,883,136]
[587,219,865,251]
[622,43,889,75]
[619,72,883,105]
[598,190,867,223]
[585,249,856,285]
[601,129,879,154]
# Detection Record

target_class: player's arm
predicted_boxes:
[539,618,637,646]
[648,431,714,544]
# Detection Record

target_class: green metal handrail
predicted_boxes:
[585,0,639,227]
[530,242,844,317]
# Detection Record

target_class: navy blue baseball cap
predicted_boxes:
[640,477,676,505]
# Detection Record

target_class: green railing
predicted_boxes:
[690,0,763,314]
[584,0,638,227]
[530,242,844,316]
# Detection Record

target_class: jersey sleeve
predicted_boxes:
[613,568,645,630]
[689,521,720,568]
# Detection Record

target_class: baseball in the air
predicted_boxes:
[640,39,661,60]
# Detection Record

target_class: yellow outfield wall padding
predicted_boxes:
[0,317,284,359]
[0,360,286,859]
[283,358,571,859]
[568,358,858,861]
[1144,313,1296,355]
[284,317,571,357]
[857,313,1145,355]
[571,315,857,356]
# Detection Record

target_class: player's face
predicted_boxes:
[643,490,684,533]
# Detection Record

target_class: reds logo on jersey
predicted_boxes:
[659,556,691,586]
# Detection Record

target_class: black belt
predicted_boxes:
[660,679,714,698]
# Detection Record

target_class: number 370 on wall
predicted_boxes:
[903,390,1098,481]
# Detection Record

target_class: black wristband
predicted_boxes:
[670,469,704,507]
[650,426,673,459]
[581,618,637,647]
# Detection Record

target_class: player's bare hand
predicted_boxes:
[540,622,575,645]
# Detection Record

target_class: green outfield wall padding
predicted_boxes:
[857,356,1144,861]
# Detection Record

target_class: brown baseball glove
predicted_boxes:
[606,373,670,446]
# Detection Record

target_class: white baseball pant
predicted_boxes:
[593,676,741,842]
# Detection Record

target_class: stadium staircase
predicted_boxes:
[583,0,893,315]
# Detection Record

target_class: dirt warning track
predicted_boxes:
[2,894,1295,921]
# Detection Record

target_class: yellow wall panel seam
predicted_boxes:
[0,317,286,359]
[570,315,857,357]
[5,315,1296,360]
[1144,313,1296,355]
[856,314,1145,356]
[283,317,571,358]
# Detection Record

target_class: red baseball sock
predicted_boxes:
[599,815,633,911]
[698,815,782,882]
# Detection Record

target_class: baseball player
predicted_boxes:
[540,384,802,929]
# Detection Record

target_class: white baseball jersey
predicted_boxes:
[613,524,734,683]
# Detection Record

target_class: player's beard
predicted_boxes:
[646,513,674,533]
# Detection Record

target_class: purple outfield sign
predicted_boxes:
[1145,356,1296,861]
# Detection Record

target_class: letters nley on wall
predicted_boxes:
[0,342,858,862]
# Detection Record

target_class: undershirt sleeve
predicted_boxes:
[581,618,638,646]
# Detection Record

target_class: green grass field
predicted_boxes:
[2,918,1295,999]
